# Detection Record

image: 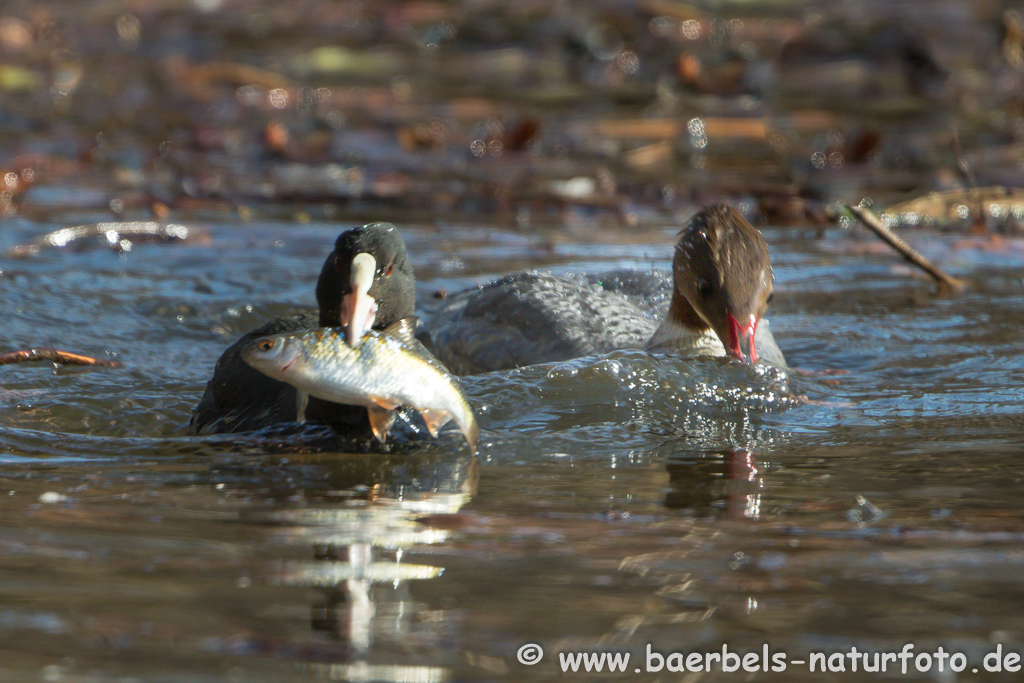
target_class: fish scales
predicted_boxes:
[241,326,478,448]
[304,329,450,406]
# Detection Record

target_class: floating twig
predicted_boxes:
[0,348,122,368]
[589,116,765,141]
[845,203,965,292]
[5,222,200,257]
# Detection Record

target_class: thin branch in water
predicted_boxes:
[951,125,986,231]
[0,348,122,368]
[845,204,966,293]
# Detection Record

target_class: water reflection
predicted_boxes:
[664,449,765,520]
[231,449,478,682]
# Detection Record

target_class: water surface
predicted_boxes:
[3,217,1024,682]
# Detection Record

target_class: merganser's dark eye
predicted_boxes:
[766,292,774,304]
[696,280,713,298]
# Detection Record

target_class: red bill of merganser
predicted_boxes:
[645,203,783,364]
[189,223,416,435]
[425,203,785,374]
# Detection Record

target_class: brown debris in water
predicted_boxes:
[171,60,294,102]
[0,348,121,368]
[846,203,966,293]
[883,187,1024,234]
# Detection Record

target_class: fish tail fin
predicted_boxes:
[453,412,480,451]
[367,405,396,443]
[421,407,479,450]
[465,416,480,451]
[420,408,452,438]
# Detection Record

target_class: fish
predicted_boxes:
[240,319,479,449]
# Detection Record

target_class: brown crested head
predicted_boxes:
[669,203,774,362]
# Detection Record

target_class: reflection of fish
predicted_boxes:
[241,320,478,449]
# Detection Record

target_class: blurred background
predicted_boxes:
[0,0,1021,230]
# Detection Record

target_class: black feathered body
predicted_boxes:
[189,313,376,435]
[189,223,415,436]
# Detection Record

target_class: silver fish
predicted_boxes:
[241,321,479,449]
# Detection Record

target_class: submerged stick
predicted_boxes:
[0,348,122,368]
[845,204,966,293]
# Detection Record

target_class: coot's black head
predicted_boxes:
[315,223,415,339]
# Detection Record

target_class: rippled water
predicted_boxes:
[3,214,1024,681]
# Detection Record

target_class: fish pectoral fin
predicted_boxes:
[366,405,396,443]
[381,316,418,345]
[368,394,402,411]
[420,408,453,438]
[296,390,309,424]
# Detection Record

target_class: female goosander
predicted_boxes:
[189,223,415,435]
[426,203,785,374]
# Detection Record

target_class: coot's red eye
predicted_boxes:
[332,254,342,272]
[385,263,394,277]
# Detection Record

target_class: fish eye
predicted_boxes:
[258,340,275,351]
